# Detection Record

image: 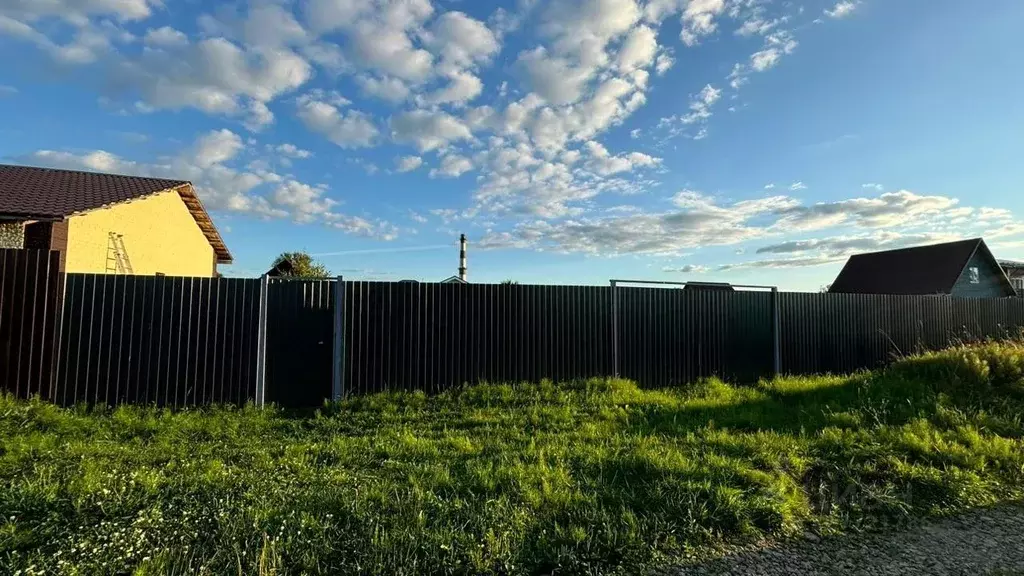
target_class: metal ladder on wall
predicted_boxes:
[106,232,134,274]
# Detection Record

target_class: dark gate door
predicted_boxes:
[0,249,63,400]
[264,279,334,407]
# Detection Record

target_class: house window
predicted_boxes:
[968,267,980,284]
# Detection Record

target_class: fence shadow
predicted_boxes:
[628,373,935,438]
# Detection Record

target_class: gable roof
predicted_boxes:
[441,275,467,284]
[0,164,231,263]
[265,257,296,277]
[829,238,1014,296]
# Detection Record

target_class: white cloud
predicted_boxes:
[683,84,721,123]
[243,100,275,131]
[582,141,660,176]
[144,26,188,48]
[429,154,474,178]
[663,264,709,273]
[479,190,787,255]
[775,190,962,231]
[728,62,749,90]
[423,11,500,69]
[1,0,154,23]
[116,37,313,126]
[728,29,799,91]
[475,187,1012,259]
[755,232,961,257]
[718,256,844,271]
[736,17,784,37]
[654,51,675,75]
[296,93,379,148]
[541,0,641,60]
[862,183,884,191]
[396,155,424,172]
[750,48,782,72]
[240,3,309,49]
[825,1,859,19]
[276,143,312,159]
[718,231,969,271]
[271,180,337,223]
[789,181,807,191]
[390,109,473,152]
[658,84,721,138]
[617,25,658,72]
[0,13,113,64]
[419,70,484,106]
[518,47,595,106]
[357,75,411,104]
[304,0,435,82]
[193,129,244,168]
[18,129,396,238]
[680,0,726,46]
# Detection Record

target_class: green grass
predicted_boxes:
[3,342,1024,575]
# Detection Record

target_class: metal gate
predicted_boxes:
[264,278,335,407]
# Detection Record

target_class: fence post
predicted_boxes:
[332,276,346,401]
[255,274,270,407]
[771,287,781,378]
[610,280,619,377]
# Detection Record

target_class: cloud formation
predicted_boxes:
[19,129,397,239]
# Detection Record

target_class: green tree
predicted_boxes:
[271,252,331,278]
[500,279,519,285]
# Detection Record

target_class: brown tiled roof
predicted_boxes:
[0,164,231,263]
[829,238,1008,295]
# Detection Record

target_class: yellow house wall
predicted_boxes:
[65,190,216,277]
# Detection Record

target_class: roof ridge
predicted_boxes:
[0,163,189,185]
[850,238,981,259]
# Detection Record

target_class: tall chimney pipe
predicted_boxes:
[458,233,467,282]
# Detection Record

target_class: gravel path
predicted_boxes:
[672,504,1024,576]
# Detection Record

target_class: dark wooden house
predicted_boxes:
[829,238,1017,298]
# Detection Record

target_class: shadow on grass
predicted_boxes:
[627,371,941,438]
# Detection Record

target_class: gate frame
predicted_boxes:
[332,276,345,401]
[608,279,781,379]
[254,274,270,406]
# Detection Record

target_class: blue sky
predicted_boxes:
[2,0,1023,289]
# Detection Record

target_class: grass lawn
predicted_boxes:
[3,342,1024,575]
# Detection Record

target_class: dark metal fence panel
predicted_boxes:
[617,288,774,386]
[0,249,62,400]
[264,278,334,407]
[779,293,1024,376]
[55,274,260,407]
[19,270,1024,408]
[342,282,613,395]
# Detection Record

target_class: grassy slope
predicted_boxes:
[2,343,1024,575]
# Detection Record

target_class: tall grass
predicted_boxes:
[2,341,1024,575]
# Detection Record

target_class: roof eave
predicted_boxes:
[0,213,64,222]
[176,184,233,264]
